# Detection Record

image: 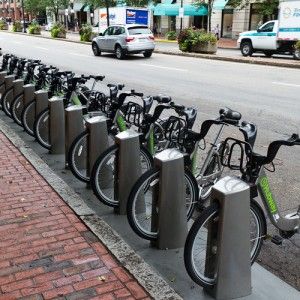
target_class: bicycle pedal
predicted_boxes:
[271,235,283,245]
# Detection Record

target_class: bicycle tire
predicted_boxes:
[10,93,24,126]
[21,100,36,136]
[33,108,51,150]
[127,167,198,241]
[91,144,153,207]
[184,200,266,289]
[1,87,13,117]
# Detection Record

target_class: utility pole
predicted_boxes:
[21,0,26,33]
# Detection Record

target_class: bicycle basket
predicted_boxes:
[163,116,187,145]
[89,92,107,113]
[122,101,144,127]
[220,137,252,173]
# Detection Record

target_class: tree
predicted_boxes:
[24,0,47,17]
[45,0,70,22]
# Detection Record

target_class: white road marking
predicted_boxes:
[13,41,22,44]
[35,46,48,51]
[69,52,91,58]
[272,81,300,88]
[140,63,187,72]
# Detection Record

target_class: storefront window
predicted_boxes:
[222,8,233,38]
[249,3,278,31]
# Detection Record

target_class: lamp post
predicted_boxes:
[179,0,184,31]
[21,0,26,33]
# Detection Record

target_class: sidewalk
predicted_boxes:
[0,132,150,300]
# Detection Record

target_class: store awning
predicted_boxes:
[213,0,230,10]
[153,4,207,16]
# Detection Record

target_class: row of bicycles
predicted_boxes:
[1,52,299,289]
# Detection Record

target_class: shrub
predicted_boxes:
[165,31,177,40]
[177,28,217,52]
[79,24,93,42]
[50,22,66,38]
[12,21,22,32]
[295,40,300,50]
[0,20,8,30]
[28,21,41,34]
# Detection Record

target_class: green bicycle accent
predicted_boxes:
[147,127,154,156]
[71,95,82,106]
[117,115,127,132]
[259,176,278,214]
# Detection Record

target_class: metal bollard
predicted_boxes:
[86,116,109,184]
[152,149,187,249]
[49,97,65,155]
[23,84,35,106]
[65,105,85,168]
[35,90,48,117]
[114,129,142,215]
[205,176,251,300]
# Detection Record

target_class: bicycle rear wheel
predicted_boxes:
[21,100,36,136]
[11,93,24,126]
[91,145,153,207]
[127,168,198,241]
[34,108,51,150]
[184,200,266,288]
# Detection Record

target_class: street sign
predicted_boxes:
[179,7,184,18]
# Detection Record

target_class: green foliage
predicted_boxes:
[12,21,22,32]
[45,0,69,21]
[79,24,93,42]
[178,27,217,52]
[28,21,41,34]
[295,41,300,50]
[0,20,8,30]
[24,0,47,16]
[165,31,177,41]
[50,22,66,38]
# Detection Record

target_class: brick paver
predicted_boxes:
[0,132,151,300]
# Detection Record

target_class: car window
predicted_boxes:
[104,27,114,36]
[259,22,274,32]
[128,26,152,35]
[114,26,125,35]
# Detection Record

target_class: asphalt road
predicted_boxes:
[1,32,299,290]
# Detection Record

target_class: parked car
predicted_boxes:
[91,24,155,59]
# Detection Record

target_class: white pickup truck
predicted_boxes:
[237,0,300,59]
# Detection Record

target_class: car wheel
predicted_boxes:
[293,49,300,60]
[143,51,153,58]
[92,43,101,56]
[241,41,253,57]
[115,45,125,60]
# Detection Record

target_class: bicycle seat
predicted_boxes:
[219,108,241,125]
[239,121,257,151]
[153,95,172,103]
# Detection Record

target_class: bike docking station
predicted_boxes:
[49,96,65,155]
[114,129,142,215]
[13,78,24,101]
[205,176,252,300]
[3,74,15,104]
[0,71,7,94]
[86,115,110,188]
[35,90,48,117]
[65,105,84,168]
[23,84,35,106]
[152,148,188,249]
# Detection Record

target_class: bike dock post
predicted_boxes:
[3,75,15,106]
[23,84,35,106]
[49,96,65,155]
[0,71,7,93]
[13,79,24,100]
[152,148,187,249]
[86,116,109,187]
[205,176,252,300]
[35,90,48,117]
[65,105,84,168]
[114,129,142,215]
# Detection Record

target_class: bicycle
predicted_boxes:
[126,108,257,240]
[184,133,300,289]
[90,99,198,208]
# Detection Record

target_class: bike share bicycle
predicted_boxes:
[184,132,300,289]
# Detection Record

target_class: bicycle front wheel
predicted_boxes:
[34,108,51,150]
[11,93,24,126]
[127,168,198,241]
[184,200,266,289]
[2,87,13,117]
[91,145,153,207]
[21,100,36,136]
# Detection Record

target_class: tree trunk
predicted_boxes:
[105,0,110,27]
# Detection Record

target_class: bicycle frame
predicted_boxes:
[256,168,299,233]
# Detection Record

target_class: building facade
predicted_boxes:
[0,0,22,22]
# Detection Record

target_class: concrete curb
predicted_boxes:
[0,116,183,300]
[1,30,299,69]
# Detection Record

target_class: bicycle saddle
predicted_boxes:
[153,95,172,103]
[219,108,241,125]
[91,75,105,81]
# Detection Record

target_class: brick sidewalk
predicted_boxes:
[0,132,150,300]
